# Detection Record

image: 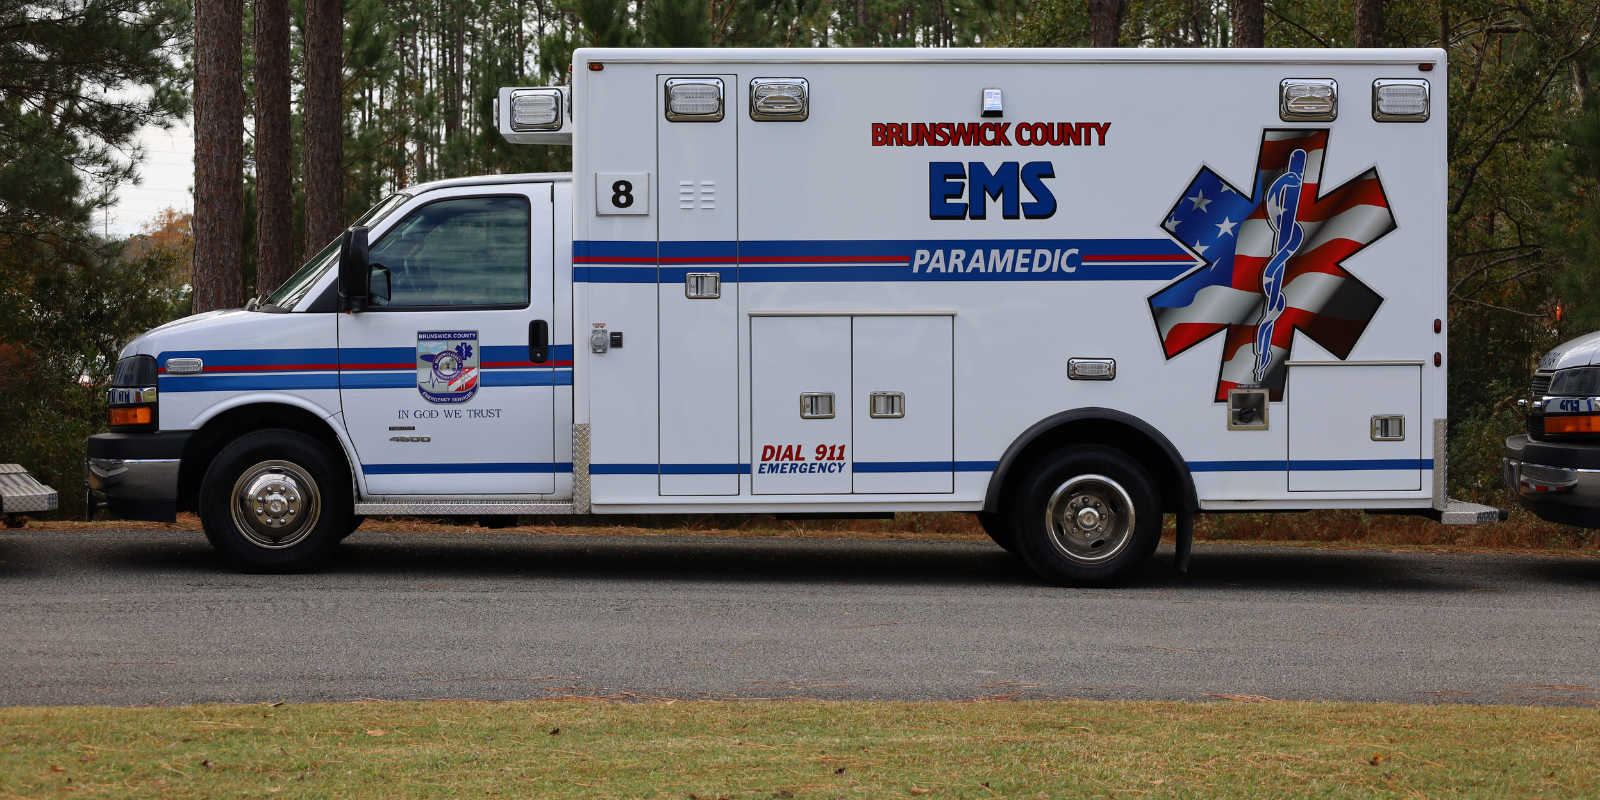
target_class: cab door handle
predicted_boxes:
[529,319,549,364]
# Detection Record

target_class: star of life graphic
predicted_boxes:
[417,331,480,404]
[1147,130,1396,401]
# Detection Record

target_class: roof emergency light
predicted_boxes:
[511,91,560,129]
[1280,79,1337,121]
[1373,79,1430,122]
[495,86,571,145]
[750,78,808,121]
[665,78,724,121]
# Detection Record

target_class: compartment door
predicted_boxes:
[751,316,853,495]
[658,73,740,495]
[1288,364,1422,491]
[852,316,954,493]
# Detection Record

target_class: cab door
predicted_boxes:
[338,185,557,496]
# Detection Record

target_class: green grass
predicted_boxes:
[3,700,1598,798]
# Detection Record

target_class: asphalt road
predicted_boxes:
[3,528,1599,707]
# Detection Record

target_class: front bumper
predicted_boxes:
[1503,434,1600,528]
[85,431,191,522]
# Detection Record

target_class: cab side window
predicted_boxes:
[367,195,530,308]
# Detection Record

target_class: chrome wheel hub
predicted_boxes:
[230,460,321,549]
[1045,474,1135,564]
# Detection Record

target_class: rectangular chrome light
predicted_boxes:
[509,88,563,131]
[666,78,724,122]
[1067,358,1116,381]
[750,78,808,121]
[1280,79,1337,121]
[1373,79,1430,122]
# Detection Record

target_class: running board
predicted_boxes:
[354,501,574,516]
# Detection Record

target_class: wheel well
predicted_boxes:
[984,409,1197,516]
[176,404,352,512]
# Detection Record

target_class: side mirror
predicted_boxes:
[338,226,370,312]
[368,264,392,306]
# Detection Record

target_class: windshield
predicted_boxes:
[262,192,412,309]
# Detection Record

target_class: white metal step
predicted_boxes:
[354,501,574,516]
[1439,499,1507,525]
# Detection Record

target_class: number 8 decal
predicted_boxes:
[595,173,649,215]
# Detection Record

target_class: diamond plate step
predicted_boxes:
[1439,499,1508,525]
[0,464,58,515]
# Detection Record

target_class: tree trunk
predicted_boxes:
[254,0,293,295]
[1088,0,1124,47]
[192,0,244,313]
[1232,0,1263,47]
[1355,0,1383,48]
[303,0,344,255]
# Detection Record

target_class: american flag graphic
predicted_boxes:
[448,367,479,394]
[1147,130,1395,401]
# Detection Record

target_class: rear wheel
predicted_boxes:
[199,429,351,572]
[1009,445,1162,586]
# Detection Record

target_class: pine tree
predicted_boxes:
[194,0,246,312]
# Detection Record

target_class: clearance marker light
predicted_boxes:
[1280,79,1337,121]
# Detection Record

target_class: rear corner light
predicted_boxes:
[109,406,153,427]
[665,78,724,122]
[1373,79,1430,122]
[510,88,563,131]
[1280,79,1337,121]
[1543,415,1600,434]
[749,78,808,121]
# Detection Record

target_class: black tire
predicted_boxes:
[975,511,1018,553]
[1008,445,1162,586]
[342,514,367,540]
[198,429,352,573]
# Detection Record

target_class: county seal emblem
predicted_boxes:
[417,330,480,404]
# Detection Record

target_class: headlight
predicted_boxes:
[108,355,159,430]
[1548,366,1600,396]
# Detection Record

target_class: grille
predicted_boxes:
[1530,372,1552,397]
[1528,414,1545,439]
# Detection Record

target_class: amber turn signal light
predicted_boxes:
[1544,415,1600,434]
[110,407,152,426]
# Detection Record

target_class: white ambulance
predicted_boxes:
[87,48,1503,584]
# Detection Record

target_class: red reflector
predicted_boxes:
[588,62,604,71]
[1433,318,1441,334]
[1434,352,1442,367]
[1419,63,1434,71]
[110,407,152,426]
[1546,416,1600,434]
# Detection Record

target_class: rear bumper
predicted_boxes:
[85,432,191,523]
[1503,434,1600,528]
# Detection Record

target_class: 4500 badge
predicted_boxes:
[417,331,480,403]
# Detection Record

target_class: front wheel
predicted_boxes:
[1009,445,1162,586]
[199,429,352,572]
